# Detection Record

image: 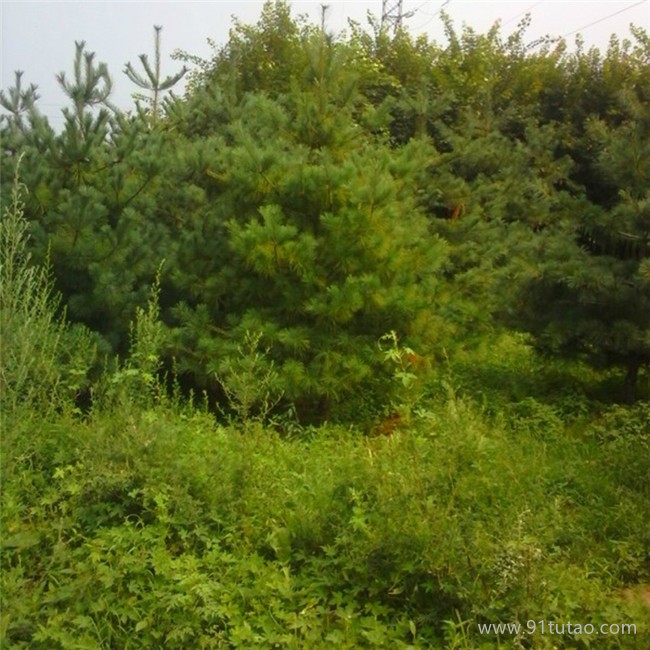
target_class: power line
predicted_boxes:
[562,0,648,38]
[382,0,405,33]
[407,0,436,17]
[383,0,449,34]
[502,1,544,28]
[409,0,450,32]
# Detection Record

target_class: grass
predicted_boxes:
[2,386,648,648]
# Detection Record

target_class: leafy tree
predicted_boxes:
[208,0,313,99]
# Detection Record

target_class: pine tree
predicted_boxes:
[172,32,448,422]
[56,41,114,131]
[124,25,188,123]
[506,57,650,401]
[4,42,181,355]
[0,71,40,140]
[1,71,55,180]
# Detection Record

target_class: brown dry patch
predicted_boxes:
[620,585,650,609]
[373,413,403,437]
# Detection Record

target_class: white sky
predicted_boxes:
[1,0,648,127]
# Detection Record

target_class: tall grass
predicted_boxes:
[2,393,648,648]
[0,163,95,417]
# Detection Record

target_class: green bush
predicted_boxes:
[3,396,647,648]
[0,165,95,417]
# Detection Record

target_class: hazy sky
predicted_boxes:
[1,0,648,127]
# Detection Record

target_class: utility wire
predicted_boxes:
[502,1,544,27]
[407,0,437,18]
[562,0,647,37]
[409,0,450,31]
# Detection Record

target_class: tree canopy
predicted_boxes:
[2,0,648,417]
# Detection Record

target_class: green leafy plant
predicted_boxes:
[97,264,168,412]
[3,8,650,648]
[378,330,431,422]
[0,161,95,416]
[214,330,284,428]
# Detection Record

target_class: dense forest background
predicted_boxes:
[1,2,649,647]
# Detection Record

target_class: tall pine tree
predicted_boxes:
[172,30,448,421]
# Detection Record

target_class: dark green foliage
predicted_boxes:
[507,78,650,401]
[25,115,174,353]
[4,0,649,409]
[171,36,448,421]
[2,45,182,355]
[0,166,96,415]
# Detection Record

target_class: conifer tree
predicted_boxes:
[124,25,188,123]
[56,41,114,131]
[1,72,55,245]
[6,42,181,354]
[173,30,448,422]
[0,71,40,137]
[506,81,649,401]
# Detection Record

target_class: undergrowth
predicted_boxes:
[2,394,648,648]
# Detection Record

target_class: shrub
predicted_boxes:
[0,163,95,417]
